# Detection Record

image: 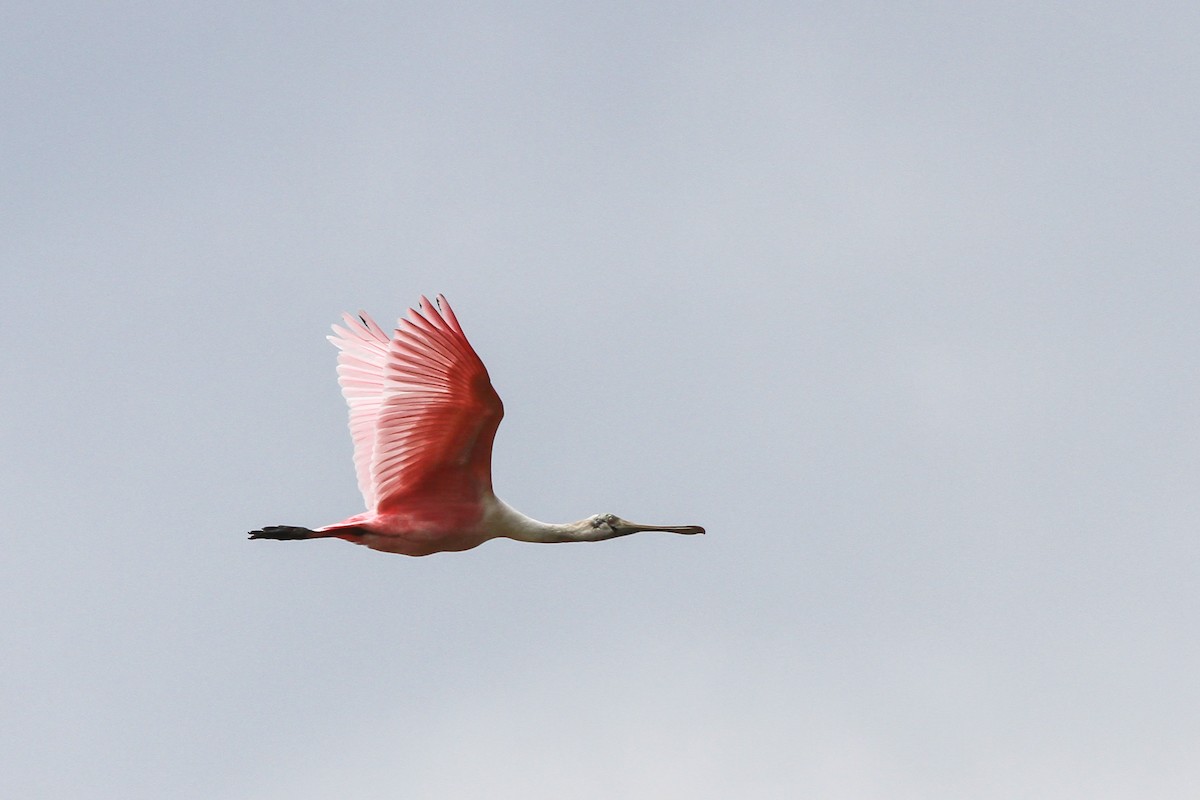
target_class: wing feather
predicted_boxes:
[370,295,503,512]
[328,311,393,508]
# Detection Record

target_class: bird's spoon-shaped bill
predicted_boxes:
[613,519,706,536]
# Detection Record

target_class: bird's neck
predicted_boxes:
[485,498,591,544]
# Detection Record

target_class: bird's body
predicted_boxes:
[250,295,703,556]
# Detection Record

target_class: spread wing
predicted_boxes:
[328,310,393,509]
[328,295,503,513]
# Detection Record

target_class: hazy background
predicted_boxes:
[4,3,1198,797]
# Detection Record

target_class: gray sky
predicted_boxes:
[4,3,1199,797]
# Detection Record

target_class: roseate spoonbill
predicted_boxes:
[249,295,704,556]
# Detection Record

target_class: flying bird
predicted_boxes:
[249,295,704,556]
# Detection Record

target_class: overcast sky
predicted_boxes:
[4,3,1199,798]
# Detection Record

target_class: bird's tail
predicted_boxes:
[248,525,319,541]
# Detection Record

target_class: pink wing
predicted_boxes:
[330,295,503,513]
[328,311,393,509]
